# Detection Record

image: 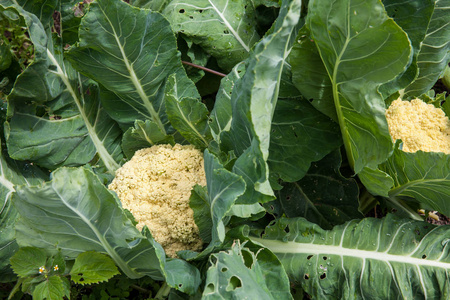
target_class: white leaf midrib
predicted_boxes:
[252,237,450,269]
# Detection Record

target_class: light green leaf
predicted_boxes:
[163,0,260,72]
[9,247,47,278]
[358,166,394,198]
[220,0,302,204]
[122,120,175,159]
[130,0,170,11]
[268,99,342,182]
[276,150,362,229]
[66,0,199,132]
[204,150,246,243]
[381,148,450,215]
[303,0,412,173]
[253,214,450,299]
[202,241,292,299]
[404,0,450,97]
[12,167,200,294]
[70,251,119,285]
[209,62,245,144]
[165,74,211,148]
[32,276,70,300]
[12,167,165,280]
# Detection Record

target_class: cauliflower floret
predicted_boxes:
[385,98,450,154]
[108,144,206,257]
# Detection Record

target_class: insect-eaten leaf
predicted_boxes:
[70,251,120,285]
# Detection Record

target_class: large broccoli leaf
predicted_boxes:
[253,214,450,299]
[12,167,201,295]
[66,0,199,133]
[4,5,123,174]
[292,0,412,174]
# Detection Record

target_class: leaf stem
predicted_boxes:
[182,61,226,77]
[155,282,171,299]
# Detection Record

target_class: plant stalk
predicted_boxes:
[182,61,226,77]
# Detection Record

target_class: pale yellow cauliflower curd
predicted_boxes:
[385,98,450,154]
[108,144,206,258]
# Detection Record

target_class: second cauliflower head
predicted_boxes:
[385,98,450,154]
[109,144,206,258]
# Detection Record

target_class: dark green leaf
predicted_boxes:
[404,0,450,97]
[276,150,362,229]
[268,99,342,182]
[189,185,213,243]
[290,27,336,121]
[66,0,199,131]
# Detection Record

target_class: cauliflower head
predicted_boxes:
[385,98,450,154]
[108,144,206,258]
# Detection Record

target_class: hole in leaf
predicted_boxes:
[320,273,326,280]
[78,273,83,276]
[179,9,185,13]
[224,30,229,34]
[323,256,327,260]
[205,283,215,293]
[293,131,298,138]
[304,274,309,280]
[309,98,314,103]
[242,250,253,269]
[284,226,290,234]
[307,255,313,260]
[422,254,427,259]
[210,256,218,265]
[189,16,193,19]
[178,284,183,288]
[79,277,84,282]
[226,276,242,291]
[221,267,228,273]
[286,196,291,201]
[199,9,203,13]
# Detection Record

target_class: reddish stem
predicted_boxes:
[182,61,226,77]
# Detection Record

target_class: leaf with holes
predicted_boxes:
[252,213,450,299]
[70,251,120,285]
[163,0,260,72]
[202,241,292,299]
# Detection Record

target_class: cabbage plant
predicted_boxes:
[0,0,449,298]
